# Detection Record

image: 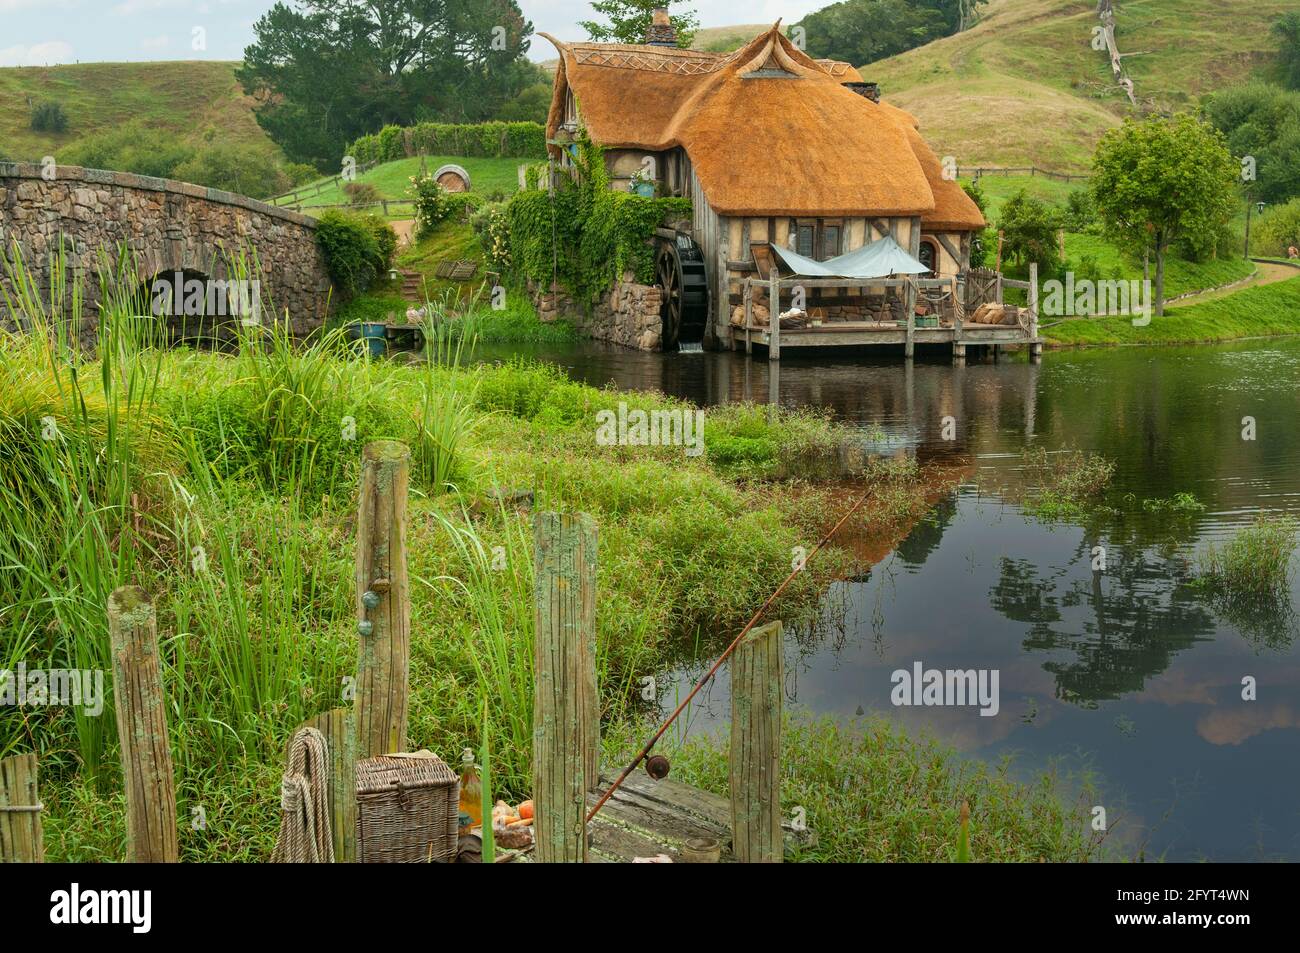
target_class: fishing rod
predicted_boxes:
[585,485,875,824]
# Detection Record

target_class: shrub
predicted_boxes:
[1254,197,1300,255]
[171,144,291,198]
[343,182,382,207]
[284,162,320,186]
[30,100,68,133]
[315,210,388,298]
[471,202,512,270]
[409,173,479,237]
[63,121,194,179]
[998,191,1064,274]
[1064,190,1095,231]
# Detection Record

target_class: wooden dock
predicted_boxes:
[584,772,734,862]
[732,265,1043,363]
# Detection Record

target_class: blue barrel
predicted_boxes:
[362,322,387,358]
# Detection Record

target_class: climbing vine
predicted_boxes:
[504,138,691,305]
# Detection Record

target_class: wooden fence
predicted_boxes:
[960,165,1090,183]
[1,437,783,863]
[267,159,382,208]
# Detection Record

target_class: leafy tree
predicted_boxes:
[962,180,991,268]
[1091,114,1239,316]
[1275,12,1300,91]
[795,0,986,65]
[1203,83,1300,206]
[997,190,1063,275]
[580,0,698,48]
[238,0,535,169]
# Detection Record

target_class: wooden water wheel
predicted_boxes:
[654,234,709,350]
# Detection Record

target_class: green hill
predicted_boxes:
[865,0,1294,171]
[0,60,281,164]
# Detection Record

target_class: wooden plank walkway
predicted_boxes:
[585,772,735,863]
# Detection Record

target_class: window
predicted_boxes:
[918,239,937,275]
[794,220,843,261]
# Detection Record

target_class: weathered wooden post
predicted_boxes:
[1028,262,1042,363]
[730,620,783,863]
[107,587,178,863]
[953,274,966,365]
[904,279,917,360]
[532,512,598,863]
[0,753,43,862]
[292,708,357,862]
[769,272,781,361]
[355,440,411,760]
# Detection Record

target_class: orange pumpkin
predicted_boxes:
[518,799,534,820]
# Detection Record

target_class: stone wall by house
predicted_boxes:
[0,163,332,348]
[531,272,664,351]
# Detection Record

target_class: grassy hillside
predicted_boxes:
[0,60,280,164]
[273,155,528,214]
[866,0,1294,170]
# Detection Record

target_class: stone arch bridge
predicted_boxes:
[0,162,333,346]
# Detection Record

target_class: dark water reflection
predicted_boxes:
[474,340,1300,860]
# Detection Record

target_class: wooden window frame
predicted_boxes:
[793,218,844,261]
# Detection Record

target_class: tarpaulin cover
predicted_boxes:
[769,235,930,279]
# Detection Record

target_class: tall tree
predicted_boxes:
[238,0,534,169]
[794,0,986,65]
[1203,83,1300,206]
[579,1,699,49]
[1091,114,1239,316]
[1275,12,1300,91]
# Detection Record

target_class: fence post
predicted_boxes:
[532,512,598,863]
[769,273,781,361]
[107,587,178,863]
[730,620,783,863]
[294,708,357,862]
[0,753,43,862]
[354,440,411,759]
[1028,262,1042,363]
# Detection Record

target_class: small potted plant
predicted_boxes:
[629,167,656,198]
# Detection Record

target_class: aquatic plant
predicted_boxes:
[1195,515,1298,599]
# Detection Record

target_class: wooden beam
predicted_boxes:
[108,587,178,863]
[730,620,783,863]
[533,512,598,862]
[355,440,411,759]
[0,753,43,862]
[935,233,963,269]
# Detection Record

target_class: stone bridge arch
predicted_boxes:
[0,162,333,347]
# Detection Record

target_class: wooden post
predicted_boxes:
[904,280,917,359]
[743,278,753,355]
[0,753,43,862]
[107,587,178,863]
[730,620,783,863]
[355,440,411,760]
[1028,262,1042,363]
[294,708,356,862]
[532,512,598,863]
[768,274,781,361]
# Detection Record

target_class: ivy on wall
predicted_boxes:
[505,139,692,305]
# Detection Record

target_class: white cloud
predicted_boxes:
[0,40,75,67]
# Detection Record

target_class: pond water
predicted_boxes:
[477,339,1300,861]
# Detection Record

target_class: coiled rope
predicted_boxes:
[271,727,335,863]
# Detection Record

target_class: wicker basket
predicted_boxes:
[356,754,461,863]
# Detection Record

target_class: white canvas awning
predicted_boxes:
[769,236,930,279]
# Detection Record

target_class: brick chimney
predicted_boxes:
[645,7,678,47]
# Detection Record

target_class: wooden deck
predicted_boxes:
[739,323,1036,349]
[584,772,735,862]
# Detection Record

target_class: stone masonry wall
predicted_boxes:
[0,163,333,347]
[531,271,663,351]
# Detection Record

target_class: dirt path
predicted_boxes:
[390,219,416,248]
[1171,261,1300,309]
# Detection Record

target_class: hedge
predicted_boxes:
[346,122,548,166]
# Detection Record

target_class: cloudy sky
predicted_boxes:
[0,0,821,67]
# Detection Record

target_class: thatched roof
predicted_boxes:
[543,25,985,230]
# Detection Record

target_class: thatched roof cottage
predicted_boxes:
[542,15,986,349]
